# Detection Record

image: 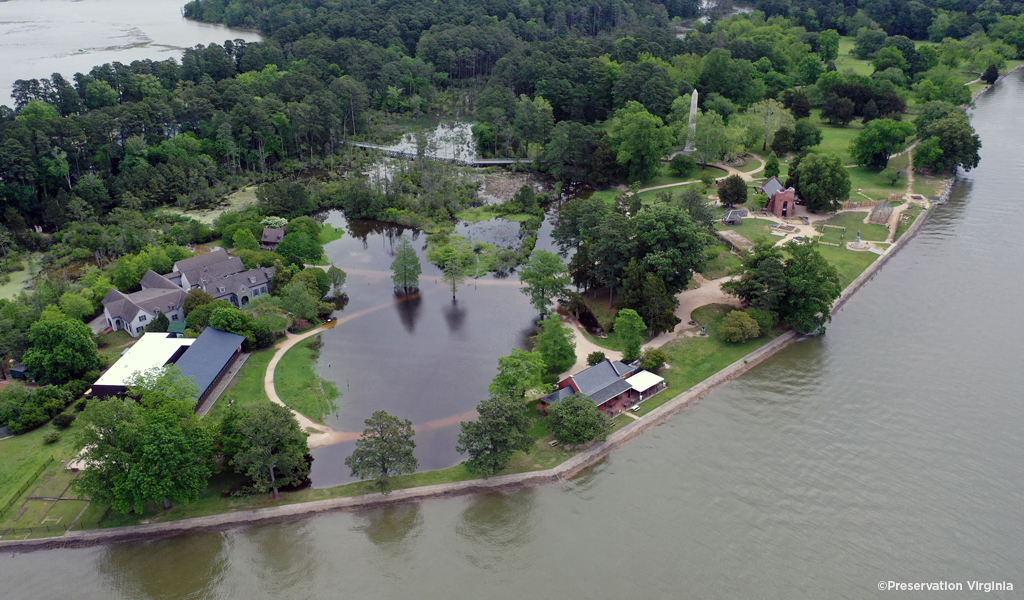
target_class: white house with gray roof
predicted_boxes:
[102,271,186,337]
[103,249,275,337]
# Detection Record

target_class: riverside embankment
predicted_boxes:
[0,190,937,552]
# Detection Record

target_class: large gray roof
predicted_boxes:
[175,327,245,401]
[262,228,285,244]
[571,360,627,398]
[181,256,246,288]
[173,248,231,273]
[103,286,186,322]
[589,379,633,405]
[208,267,274,301]
[762,176,784,199]
[139,270,179,291]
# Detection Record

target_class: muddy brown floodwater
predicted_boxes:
[3,73,1024,600]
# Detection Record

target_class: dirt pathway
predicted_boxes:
[564,321,624,376]
[634,154,767,196]
[644,275,743,349]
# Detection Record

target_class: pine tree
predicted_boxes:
[390,235,422,292]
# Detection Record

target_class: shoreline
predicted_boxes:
[0,183,944,553]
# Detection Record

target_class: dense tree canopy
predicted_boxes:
[345,410,418,494]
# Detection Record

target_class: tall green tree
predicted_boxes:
[345,410,418,494]
[818,29,840,62]
[535,313,576,374]
[232,228,259,251]
[457,393,533,477]
[22,319,100,384]
[518,250,570,316]
[748,99,793,151]
[279,280,319,321]
[489,349,548,399]
[722,241,788,314]
[780,242,842,334]
[915,112,981,173]
[632,203,710,294]
[59,291,94,321]
[548,394,611,446]
[614,309,646,362]
[73,366,213,513]
[616,259,680,336]
[792,152,851,212]
[692,110,731,167]
[327,264,347,295]
[225,403,310,500]
[592,212,635,307]
[443,256,466,300]
[849,119,916,168]
[541,121,600,182]
[390,235,422,292]
[607,101,675,182]
[718,174,748,207]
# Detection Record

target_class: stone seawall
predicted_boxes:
[0,187,951,553]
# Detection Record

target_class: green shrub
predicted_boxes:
[586,352,607,366]
[639,348,668,372]
[669,154,696,177]
[744,308,776,337]
[53,413,76,429]
[74,399,88,412]
[43,430,60,444]
[719,310,760,343]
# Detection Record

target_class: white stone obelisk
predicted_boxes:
[683,90,698,153]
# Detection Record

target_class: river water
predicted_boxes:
[2,74,1023,600]
[0,0,260,105]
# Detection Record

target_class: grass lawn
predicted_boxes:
[835,37,874,76]
[816,211,890,242]
[895,206,924,241]
[912,173,945,198]
[319,223,344,244]
[95,329,136,362]
[634,304,779,416]
[454,207,535,222]
[205,349,274,420]
[809,109,864,165]
[847,165,906,202]
[274,336,339,422]
[0,421,82,523]
[635,183,704,206]
[645,165,725,188]
[703,244,743,279]
[715,217,777,245]
[816,244,879,288]
[735,155,764,173]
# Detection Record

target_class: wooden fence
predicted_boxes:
[0,456,55,520]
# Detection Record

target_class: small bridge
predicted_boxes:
[348,142,532,167]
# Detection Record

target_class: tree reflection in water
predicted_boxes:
[353,504,424,558]
[394,290,423,334]
[99,531,227,600]
[455,491,537,570]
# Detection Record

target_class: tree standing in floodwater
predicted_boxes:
[391,236,421,293]
[443,257,466,300]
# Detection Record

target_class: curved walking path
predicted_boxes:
[631,153,768,197]
[562,274,742,376]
